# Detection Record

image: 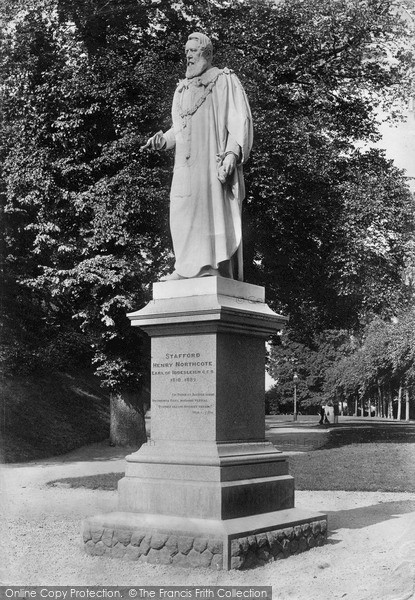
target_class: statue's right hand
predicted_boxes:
[140,130,166,152]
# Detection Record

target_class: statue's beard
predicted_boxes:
[186,56,209,79]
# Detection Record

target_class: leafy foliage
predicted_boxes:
[1,0,414,405]
[325,309,415,413]
[266,328,355,413]
[268,309,415,417]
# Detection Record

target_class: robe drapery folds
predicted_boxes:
[163,67,253,279]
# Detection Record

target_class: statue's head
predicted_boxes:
[185,32,213,79]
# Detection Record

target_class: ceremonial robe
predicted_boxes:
[163,67,253,279]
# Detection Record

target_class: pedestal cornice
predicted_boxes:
[127,278,288,337]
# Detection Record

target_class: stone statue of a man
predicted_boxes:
[141,32,253,281]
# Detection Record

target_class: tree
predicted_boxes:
[2,0,414,442]
[230,0,415,337]
[325,311,415,419]
[267,328,354,413]
[1,2,183,443]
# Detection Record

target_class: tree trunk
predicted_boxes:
[0,180,5,330]
[377,381,382,417]
[387,387,393,420]
[110,390,148,447]
[405,387,410,422]
[360,394,365,417]
[397,384,402,421]
[354,394,358,416]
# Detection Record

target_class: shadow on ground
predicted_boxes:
[266,419,415,452]
[3,441,139,468]
[5,417,415,465]
[327,499,415,531]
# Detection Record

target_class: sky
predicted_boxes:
[375,105,415,192]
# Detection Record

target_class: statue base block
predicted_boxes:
[81,278,327,569]
[82,509,327,570]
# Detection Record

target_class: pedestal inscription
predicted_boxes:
[151,336,215,442]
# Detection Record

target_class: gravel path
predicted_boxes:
[1,442,415,600]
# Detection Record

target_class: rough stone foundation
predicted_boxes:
[82,518,327,570]
[230,519,327,569]
[83,526,224,569]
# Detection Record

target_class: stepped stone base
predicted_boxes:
[82,509,327,570]
[82,279,328,570]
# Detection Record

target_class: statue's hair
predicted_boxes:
[187,32,213,59]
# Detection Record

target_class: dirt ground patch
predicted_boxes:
[1,441,415,599]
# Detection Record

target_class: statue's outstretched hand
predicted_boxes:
[140,130,166,152]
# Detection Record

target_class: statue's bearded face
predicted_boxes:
[185,39,209,78]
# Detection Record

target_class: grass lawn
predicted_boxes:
[49,472,123,490]
[48,440,415,493]
[290,442,415,492]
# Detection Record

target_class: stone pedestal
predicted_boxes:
[82,278,327,569]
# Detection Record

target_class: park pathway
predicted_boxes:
[1,437,415,599]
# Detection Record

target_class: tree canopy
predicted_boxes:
[1,0,414,402]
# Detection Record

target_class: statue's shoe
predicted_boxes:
[160,271,185,281]
[160,268,219,281]
[199,267,219,277]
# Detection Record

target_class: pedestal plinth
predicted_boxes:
[82,278,327,569]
